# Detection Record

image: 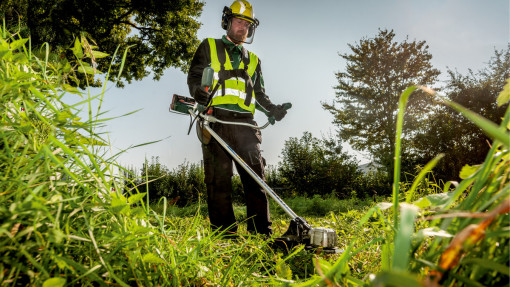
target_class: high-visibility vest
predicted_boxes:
[207,38,259,114]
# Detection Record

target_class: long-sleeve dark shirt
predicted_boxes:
[187,36,275,114]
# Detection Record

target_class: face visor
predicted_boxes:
[227,16,258,44]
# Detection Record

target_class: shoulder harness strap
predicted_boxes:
[212,39,255,106]
[215,39,227,97]
[241,46,254,107]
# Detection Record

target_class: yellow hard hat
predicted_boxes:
[222,0,259,30]
[230,0,256,24]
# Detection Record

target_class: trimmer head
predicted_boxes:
[273,217,343,254]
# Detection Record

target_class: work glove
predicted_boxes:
[268,104,288,121]
[193,86,210,105]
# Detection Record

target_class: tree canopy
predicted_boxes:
[412,45,510,180]
[324,29,440,174]
[0,0,204,87]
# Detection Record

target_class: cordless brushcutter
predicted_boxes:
[168,68,342,253]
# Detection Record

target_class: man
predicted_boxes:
[187,0,289,236]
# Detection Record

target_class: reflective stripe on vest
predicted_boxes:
[208,38,258,114]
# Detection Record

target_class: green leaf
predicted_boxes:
[91,50,109,59]
[42,277,66,287]
[426,192,455,207]
[275,262,293,280]
[459,164,480,179]
[128,192,147,205]
[376,202,393,211]
[414,192,454,209]
[130,206,146,218]
[61,84,80,94]
[67,133,107,146]
[0,49,12,60]
[497,78,510,107]
[77,63,95,74]
[0,38,9,50]
[416,227,453,239]
[142,253,166,264]
[10,39,28,51]
[110,193,129,214]
[413,197,431,209]
[71,38,83,59]
[56,110,73,123]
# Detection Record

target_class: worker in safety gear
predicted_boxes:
[187,0,289,236]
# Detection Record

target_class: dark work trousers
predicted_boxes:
[201,114,272,235]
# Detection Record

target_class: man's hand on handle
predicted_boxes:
[194,86,210,106]
[268,103,292,125]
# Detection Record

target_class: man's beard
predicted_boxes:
[227,29,247,44]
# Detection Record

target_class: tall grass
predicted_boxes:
[0,27,292,286]
[294,84,510,286]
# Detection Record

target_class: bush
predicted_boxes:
[352,169,392,199]
[136,159,206,206]
[278,132,362,198]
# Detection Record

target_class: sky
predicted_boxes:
[78,0,510,172]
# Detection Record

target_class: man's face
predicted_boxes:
[227,17,251,44]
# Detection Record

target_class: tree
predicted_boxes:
[0,0,204,87]
[140,156,170,201]
[323,29,440,175]
[413,44,510,180]
[278,132,361,198]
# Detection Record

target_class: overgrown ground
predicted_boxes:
[1,27,509,286]
[154,195,386,281]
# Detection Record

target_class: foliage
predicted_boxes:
[270,194,376,218]
[324,29,441,176]
[278,131,362,198]
[296,84,510,286]
[352,169,392,199]
[0,27,288,286]
[413,44,510,181]
[136,158,206,207]
[139,156,170,202]
[0,0,204,87]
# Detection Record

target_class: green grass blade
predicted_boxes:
[405,154,444,203]
[393,86,419,226]
[462,258,510,276]
[445,99,509,147]
[371,270,424,287]
[392,204,418,271]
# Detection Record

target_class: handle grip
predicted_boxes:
[268,102,292,125]
[201,67,214,91]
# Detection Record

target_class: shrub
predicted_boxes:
[278,132,362,198]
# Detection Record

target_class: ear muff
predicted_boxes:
[221,6,231,30]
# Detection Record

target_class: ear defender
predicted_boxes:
[221,6,231,30]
